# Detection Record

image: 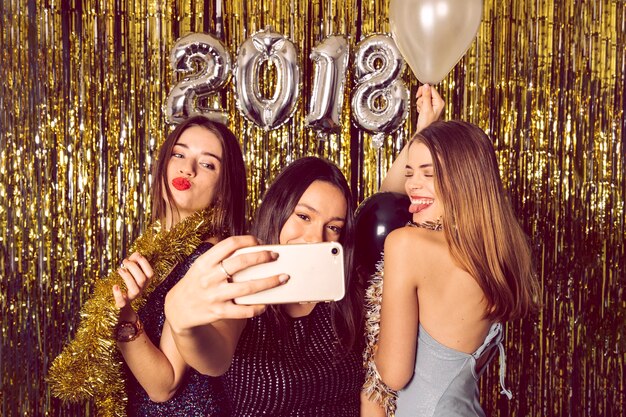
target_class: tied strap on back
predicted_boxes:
[497,341,513,399]
[471,322,513,400]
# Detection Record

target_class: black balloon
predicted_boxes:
[355,192,411,277]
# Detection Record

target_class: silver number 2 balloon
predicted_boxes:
[165,33,232,124]
[351,34,409,148]
[233,27,301,131]
[305,35,350,134]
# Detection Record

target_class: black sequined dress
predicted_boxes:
[222,302,364,417]
[126,242,227,417]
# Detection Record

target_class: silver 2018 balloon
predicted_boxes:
[305,35,350,134]
[351,34,408,148]
[165,33,232,124]
[233,27,301,130]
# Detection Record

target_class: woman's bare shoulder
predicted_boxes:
[385,225,446,255]
[385,226,451,282]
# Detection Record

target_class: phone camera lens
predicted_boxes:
[331,247,339,255]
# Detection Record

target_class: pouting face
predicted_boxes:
[279,180,348,245]
[164,125,223,221]
[404,142,444,223]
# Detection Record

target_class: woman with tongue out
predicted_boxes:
[111,115,247,416]
[362,85,540,417]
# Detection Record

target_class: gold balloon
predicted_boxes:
[389,0,484,84]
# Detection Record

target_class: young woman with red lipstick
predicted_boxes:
[363,86,540,417]
[112,115,246,416]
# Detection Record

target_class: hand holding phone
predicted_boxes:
[228,242,345,305]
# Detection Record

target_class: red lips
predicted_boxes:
[172,177,191,191]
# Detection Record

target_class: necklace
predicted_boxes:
[407,218,443,231]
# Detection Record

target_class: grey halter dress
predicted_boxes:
[395,322,511,417]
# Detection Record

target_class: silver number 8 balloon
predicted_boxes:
[351,34,409,148]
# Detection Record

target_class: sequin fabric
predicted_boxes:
[395,323,506,417]
[126,242,228,417]
[223,303,364,416]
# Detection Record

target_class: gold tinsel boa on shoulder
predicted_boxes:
[362,258,398,416]
[48,207,226,417]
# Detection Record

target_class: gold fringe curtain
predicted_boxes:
[0,0,623,415]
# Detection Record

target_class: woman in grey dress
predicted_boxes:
[363,85,540,417]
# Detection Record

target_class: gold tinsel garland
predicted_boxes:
[47,207,226,417]
[362,258,398,416]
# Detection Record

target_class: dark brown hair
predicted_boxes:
[151,116,247,235]
[252,157,363,352]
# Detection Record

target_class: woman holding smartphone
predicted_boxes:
[164,157,366,416]
[113,116,248,416]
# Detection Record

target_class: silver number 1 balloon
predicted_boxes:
[305,35,350,134]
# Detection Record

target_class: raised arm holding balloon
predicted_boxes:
[380,84,445,194]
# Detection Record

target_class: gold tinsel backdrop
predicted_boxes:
[0,0,624,416]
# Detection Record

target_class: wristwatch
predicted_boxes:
[115,316,143,343]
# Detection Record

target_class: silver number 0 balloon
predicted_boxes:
[351,34,409,148]
[165,33,232,124]
[305,35,350,134]
[233,28,301,130]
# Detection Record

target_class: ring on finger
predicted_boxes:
[219,260,233,282]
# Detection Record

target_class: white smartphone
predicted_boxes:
[228,241,345,305]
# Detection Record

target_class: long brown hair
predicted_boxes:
[151,116,247,235]
[414,120,540,321]
[252,157,363,352]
